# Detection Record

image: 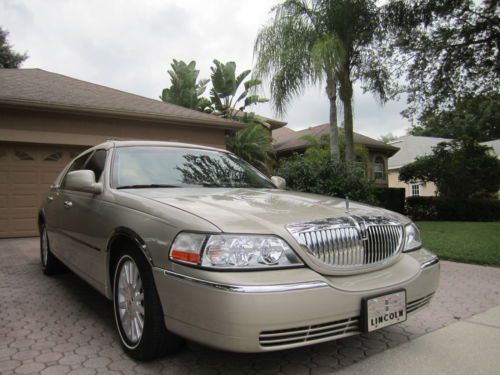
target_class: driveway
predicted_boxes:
[1,237,500,375]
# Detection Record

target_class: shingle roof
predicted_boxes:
[0,68,243,129]
[388,135,451,169]
[272,123,399,155]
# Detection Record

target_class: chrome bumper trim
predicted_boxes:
[158,268,329,293]
[421,257,439,269]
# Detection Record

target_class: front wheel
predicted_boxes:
[113,246,182,360]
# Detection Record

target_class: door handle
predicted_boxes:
[64,201,73,209]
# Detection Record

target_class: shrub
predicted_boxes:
[406,196,500,221]
[276,154,376,204]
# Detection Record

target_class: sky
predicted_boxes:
[1,0,411,139]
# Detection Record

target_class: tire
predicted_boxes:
[40,224,66,275]
[112,244,183,360]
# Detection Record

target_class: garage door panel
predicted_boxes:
[0,142,86,238]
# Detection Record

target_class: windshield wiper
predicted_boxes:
[116,184,181,189]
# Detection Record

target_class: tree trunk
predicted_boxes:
[340,69,354,162]
[326,74,340,162]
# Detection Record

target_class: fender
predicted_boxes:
[107,227,154,265]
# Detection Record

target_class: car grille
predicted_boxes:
[286,216,404,271]
[259,294,433,348]
[407,293,434,314]
[259,317,360,348]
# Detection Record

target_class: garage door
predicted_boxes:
[0,143,85,238]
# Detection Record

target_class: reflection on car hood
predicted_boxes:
[124,188,408,233]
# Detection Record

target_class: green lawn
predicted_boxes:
[416,221,500,266]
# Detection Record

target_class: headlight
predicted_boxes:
[169,232,303,269]
[403,223,422,252]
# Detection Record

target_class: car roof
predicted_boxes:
[89,140,229,153]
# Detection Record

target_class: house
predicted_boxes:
[272,124,399,187]
[388,135,500,197]
[0,68,243,238]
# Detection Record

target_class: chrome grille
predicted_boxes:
[286,216,404,270]
[407,293,434,314]
[259,317,360,348]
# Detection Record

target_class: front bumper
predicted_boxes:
[152,248,440,352]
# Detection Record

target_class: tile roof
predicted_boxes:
[0,68,243,129]
[272,123,399,155]
[388,135,451,169]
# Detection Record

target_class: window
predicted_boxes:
[373,156,385,179]
[15,150,34,161]
[111,146,275,189]
[44,152,63,162]
[411,183,420,197]
[85,150,107,181]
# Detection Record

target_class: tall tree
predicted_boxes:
[383,0,499,121]
[0,27,27,68]
[410,93,500,141]
[160,60,211,111]
[254,0,392,162]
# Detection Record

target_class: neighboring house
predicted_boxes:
[272,124,399,187]
[388,135,500,197]
[482,139,500,159]
[0,68,243,238]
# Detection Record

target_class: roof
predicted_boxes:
[272,123,399,156]
[229,109,287,130]
[482,139,500,157]
[0,68,243,129]
[388,135,451,169]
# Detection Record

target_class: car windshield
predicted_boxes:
[112,146,276,189]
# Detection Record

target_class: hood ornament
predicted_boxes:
[345,196,350,213]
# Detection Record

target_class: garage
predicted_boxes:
[0,143,85,237]
[0,68,242,238]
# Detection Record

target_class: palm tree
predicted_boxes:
[254,0,390,162]
[226,124,275,174]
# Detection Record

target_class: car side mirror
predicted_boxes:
[65,170,103,194]
[271,176,286,189]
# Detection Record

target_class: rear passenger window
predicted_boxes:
[85,150,107,181]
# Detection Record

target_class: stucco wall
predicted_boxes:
[388,170,437,197]
[0,107,227,149]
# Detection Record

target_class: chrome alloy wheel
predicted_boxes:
[41,227,49,267]
[117,258,145,345]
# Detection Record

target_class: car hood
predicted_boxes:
[124,188,409,234]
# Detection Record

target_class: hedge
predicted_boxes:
[406,196,500,221]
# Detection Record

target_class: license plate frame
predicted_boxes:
[361,289,407,332]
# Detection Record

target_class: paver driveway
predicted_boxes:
[1,238,500,375]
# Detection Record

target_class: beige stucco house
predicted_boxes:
[389,135,500,197]
[272,124,399,187]
[0,68,243,238]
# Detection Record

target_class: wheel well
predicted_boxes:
[38,212,45,233]
[108,233,149,291]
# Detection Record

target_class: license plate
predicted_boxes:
[362,290,407,332]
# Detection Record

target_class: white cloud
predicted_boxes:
[2,0,410,139]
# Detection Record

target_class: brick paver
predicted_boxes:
[1,237,500,374]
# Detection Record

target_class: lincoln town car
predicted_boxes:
[38,140,440,360]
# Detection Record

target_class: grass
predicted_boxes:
[416,221,500,266]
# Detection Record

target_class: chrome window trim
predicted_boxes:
[157,268,329,293]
